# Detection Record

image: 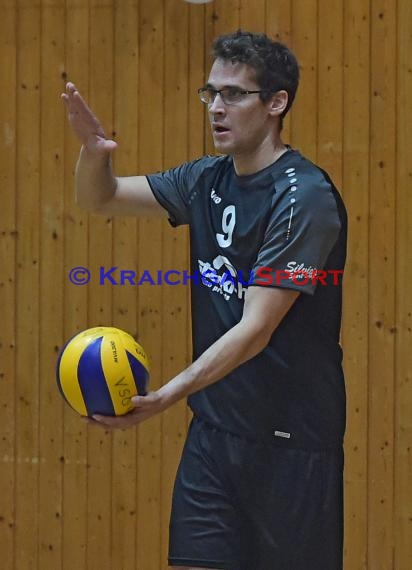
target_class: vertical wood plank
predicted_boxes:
[317,0,343,187]
[395,0,412,568]
[368,1,396,568]
[161,1,190,564]
[87,1,115,567]
[209,0,240,34]
[136,1,164,568]
[0,2,17,567]
[62,1,90,568]
[239,0,270,143]
[341,1,370,568]
[265,0,292,140]
[15,1,41,568]
[38,0,65,567]
[187,0,207,432]
[266,0,291,43]
[290,0,317,159]
[239,0,265,32]
[188,0,207,162]
[204,0,240,155]
[204,1,217,156]
[111,1,139,568]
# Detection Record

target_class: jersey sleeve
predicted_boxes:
[250,169,342,295]
[146,156,218,227]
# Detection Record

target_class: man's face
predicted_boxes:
[205,59,277,157]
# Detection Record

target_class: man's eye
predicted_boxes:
[226,88,242,98]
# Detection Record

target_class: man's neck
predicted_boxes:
[233,139,288,176]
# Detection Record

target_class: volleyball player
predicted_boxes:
[62,30,347,570]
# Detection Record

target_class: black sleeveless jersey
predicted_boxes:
[147,149,347,449]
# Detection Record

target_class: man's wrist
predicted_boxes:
[156,373,192,410]
[80,144,111,163]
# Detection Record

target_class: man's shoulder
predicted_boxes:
[273,149,340,198]
[185,153,230,173]
[186,154,231,168]
[167,153,230,187]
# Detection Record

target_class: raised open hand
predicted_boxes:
[61,82,117,155]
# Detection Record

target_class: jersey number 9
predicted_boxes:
[217,205,236,248]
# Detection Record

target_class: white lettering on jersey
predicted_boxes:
[274,430,291,439]
[198,255,247,301]
[210,188,222,204]
[286,261,318,279]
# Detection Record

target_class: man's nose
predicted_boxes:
[208,92,226,113]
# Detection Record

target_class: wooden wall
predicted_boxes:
[0,0,410,568]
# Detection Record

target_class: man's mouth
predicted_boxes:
[213,125,230,134]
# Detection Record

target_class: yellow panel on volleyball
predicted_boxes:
[120,331,150,370]
[58,332,91,416]
[100,329,149,416]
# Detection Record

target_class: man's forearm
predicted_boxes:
[75,146,117,210]
[92,288,298,428]
[156,319,270,408]
[155,287,299,411]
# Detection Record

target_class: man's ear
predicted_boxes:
[268,90,288,117]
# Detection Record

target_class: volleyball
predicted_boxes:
[56,326,150,417]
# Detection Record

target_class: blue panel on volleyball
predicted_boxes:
[126,350,149,396]
[77,336,115,416]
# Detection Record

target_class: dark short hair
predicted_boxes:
[212,30,300,128]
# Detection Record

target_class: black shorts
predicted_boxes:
[169,417,344,570]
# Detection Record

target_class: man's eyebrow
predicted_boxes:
[204,82,243,89]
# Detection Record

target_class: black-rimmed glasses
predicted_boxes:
[198,86,273,105]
